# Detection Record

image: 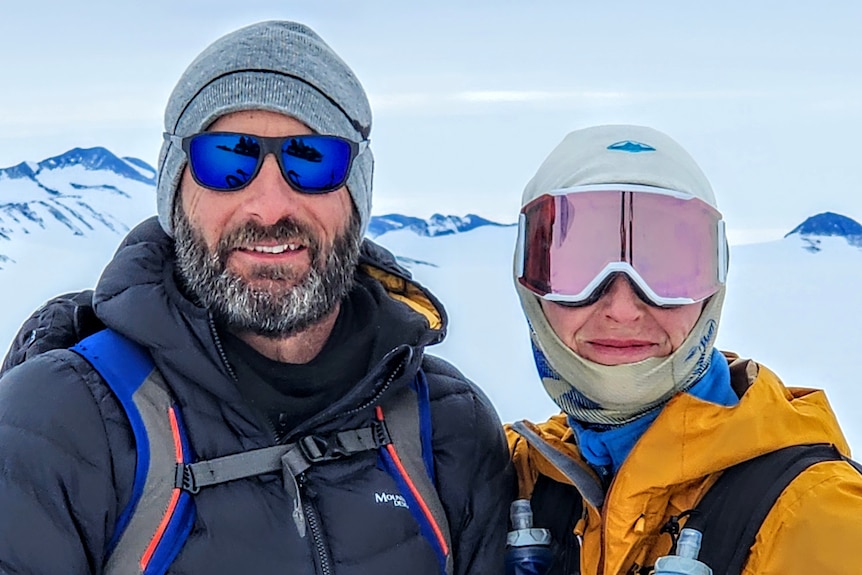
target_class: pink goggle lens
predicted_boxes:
[517,187,726,306]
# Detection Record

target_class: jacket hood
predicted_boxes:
[357,237,445,340]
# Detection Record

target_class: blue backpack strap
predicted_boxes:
[376,368,453,575]
[72,329,195,575]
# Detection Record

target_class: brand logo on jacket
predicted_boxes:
[375,492,409,508]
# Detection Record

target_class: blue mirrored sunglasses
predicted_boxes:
[165,132,368,194]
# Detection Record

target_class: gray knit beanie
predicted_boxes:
[156,20,374,237]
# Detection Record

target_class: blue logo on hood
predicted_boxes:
[607,140,656,153]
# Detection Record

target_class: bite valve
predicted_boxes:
[507,499,552,547]
[653,528,713,575]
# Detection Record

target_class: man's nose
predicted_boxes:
[240,154,303,225]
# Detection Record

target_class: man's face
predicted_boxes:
[173,109,361,337]
[540,275,703,366]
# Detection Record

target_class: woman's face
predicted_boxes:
[540,275,703,366]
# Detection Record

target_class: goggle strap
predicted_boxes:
[515,213,527,279]
[717,220,729,284]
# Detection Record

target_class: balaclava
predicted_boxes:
[156,20,374,237]
[515,125,726,426]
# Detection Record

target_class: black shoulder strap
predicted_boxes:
[530,474,583,575]
[687,443,846,575]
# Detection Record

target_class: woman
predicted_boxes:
[507,124,862,574]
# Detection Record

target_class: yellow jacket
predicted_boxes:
[507,354,862,574]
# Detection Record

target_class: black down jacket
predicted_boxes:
[0,217,511,575]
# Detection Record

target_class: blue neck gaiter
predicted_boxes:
[569,348,737,476]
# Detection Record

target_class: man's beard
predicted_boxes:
[173,205,362,338]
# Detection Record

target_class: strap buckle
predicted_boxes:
[372,419,392,447]
[175,464,200,494]
[298,434,336,463]
[298,421,393,463]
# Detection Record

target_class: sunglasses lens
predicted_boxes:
[188,134,261,191]
[280,136,354,193]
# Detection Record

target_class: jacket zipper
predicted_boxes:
[209,315,238,381]
[283,356,406,573]
[210,321,408,570]
[339,355,406,418]
[208,315,283,444]
[212,310,410,445]
[283,351,409,443]
[299,474,334,575]
[598,469,625,575]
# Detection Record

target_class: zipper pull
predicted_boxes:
[282,454,307,538]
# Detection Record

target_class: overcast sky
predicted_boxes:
[1,1,860,239]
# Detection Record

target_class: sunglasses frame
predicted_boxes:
[515,184,729,308]
[164,131,369,194]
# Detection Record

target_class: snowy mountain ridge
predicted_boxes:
[784,212,862,251]
[366,213,514,238]
[0,147,516,266]
[8,146,157,184]
[0,147,157,262]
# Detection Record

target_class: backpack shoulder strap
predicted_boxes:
[376,367,453,575]
[686,443,846,575]
[72,329,195,575]
[530,474,584,575]
[509,420,605,510]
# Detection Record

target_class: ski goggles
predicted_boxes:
[165,131,369,194]
[515,184,728,307]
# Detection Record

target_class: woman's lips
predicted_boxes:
[588,339,655,348]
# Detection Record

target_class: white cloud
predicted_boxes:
[370,88,776,114]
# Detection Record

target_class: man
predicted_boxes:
[506,125,862,574]
[0,21,509,574]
